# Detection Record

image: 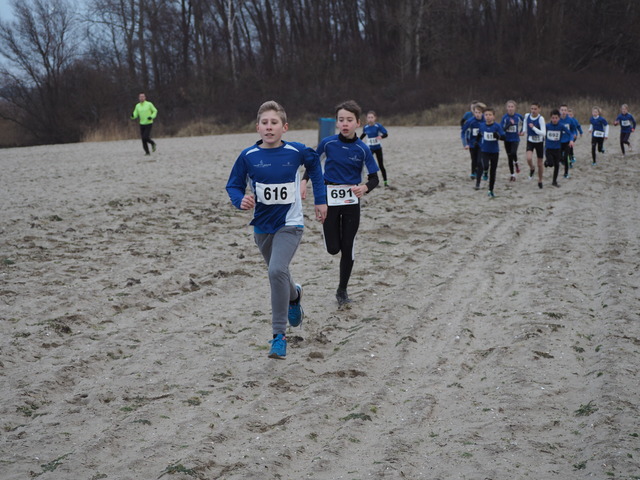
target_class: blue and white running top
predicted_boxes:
[226,140,326,234]
[318,134,379,185]
[361,123,388,151]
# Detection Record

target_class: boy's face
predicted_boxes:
[506,103,516,115]
[473,108,483,120]
[621,106,628,114]
[336,108,360,138]
[592,108,599,117]
[366,113,376,125]
[484,111,494,123]
[530,105,539,115]
[560,106,568,117]
[551,114,559,124]
[256,110,288,148]
[568,111,574,118]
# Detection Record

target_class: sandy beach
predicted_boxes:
[1,126,639,479]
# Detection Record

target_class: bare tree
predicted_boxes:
[0,0,81,142]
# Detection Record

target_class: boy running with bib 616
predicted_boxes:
[226,101,327,360]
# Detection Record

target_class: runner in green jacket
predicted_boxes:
[131,93,158,155]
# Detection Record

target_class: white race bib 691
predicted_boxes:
[327,185,359,206]
[366,137,380,147]
[255,182,295,205]
[593,130,605,138]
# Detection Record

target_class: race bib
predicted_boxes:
[327,185,359,206]
[621,120,631,127]
[593,130,605,138]
[529,135,542,143]
[507,125,518,133]
[471,128,479,137]
[547,131,561,141]
[366,137,380,147]
[255,182,295,205]
[483,131,497,141]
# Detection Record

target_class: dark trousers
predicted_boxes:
[140,124,156,154]
[372,148,387,182]
[323,203,360,290]
[468,146,480,175]
[560,142,570,176]
[546,148,561,183]
[504,141,519,174]
[591,137,604,163]
[620,132,631,154]
[477,151,498,191]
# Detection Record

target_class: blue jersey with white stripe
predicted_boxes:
[590,116,609,137]
[479,122,506,154]
[317,134,379,185]
[545,122,565,150]
[461,117,483,148]
[226,140,326,234]
[615,113,636,133]
[361,123,388,151]
[559,116,573,143]
[501,113,523,142]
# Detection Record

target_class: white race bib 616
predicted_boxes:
[593,130,605,138]
[327,185,359,206]
[255,182,295,205]
[367,137,380,147]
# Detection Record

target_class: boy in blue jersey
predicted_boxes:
[613,104,636,155]
[314,100,380,306]
[461,103,486,179]
[226,101,328,359]
[360,110,390,186]
[524,102,546,188]
[477,107,506,198]
[558,105,573,179]
[546,110,574,188]
[567,108,583,165]
[589,106,609,165]
[501,100,524,182]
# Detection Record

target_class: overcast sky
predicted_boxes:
[0,0,14,22]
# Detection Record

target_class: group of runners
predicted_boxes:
[132,93,634,361]
[460,101,636,195]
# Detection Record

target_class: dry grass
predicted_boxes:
[1,97,633,148]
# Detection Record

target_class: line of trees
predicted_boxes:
[1,0,640,145]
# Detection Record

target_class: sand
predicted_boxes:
[1,127,639,479]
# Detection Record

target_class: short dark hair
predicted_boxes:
[335,100,362,119]
[550,109,560,117]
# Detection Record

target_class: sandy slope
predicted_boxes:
[1,127,639,480]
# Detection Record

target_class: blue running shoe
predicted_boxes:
[288,284,304,327]
[488,190,495,198]
[482,171,488,181]
[268,334,287,359]
[469,173,476,179]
